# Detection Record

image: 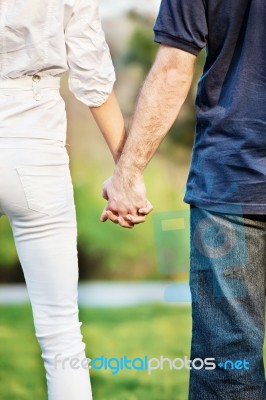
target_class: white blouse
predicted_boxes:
[0,0,116,107]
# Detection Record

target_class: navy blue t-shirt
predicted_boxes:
[154,0,266,214]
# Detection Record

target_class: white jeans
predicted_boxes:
[0,77,92,400]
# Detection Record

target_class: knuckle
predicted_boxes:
[108,202,117,213]
[119,208,129,216]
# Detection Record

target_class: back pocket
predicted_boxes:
[16,165,68,215]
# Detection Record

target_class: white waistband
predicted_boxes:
[0,137,67,149]
[0,75,61,90]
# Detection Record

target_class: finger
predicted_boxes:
[117,216,134,229]
[125,215,146,224]
[138,201,153,215]
[100,209,109,222]
[106,210,119,224]
[102,186,108,200]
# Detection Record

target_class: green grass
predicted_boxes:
[0,304,192,400]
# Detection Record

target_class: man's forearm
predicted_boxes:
[89,89,126,163]
[101,45,196,228]
[115,45,196,176]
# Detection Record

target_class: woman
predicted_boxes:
[0,1,126,399]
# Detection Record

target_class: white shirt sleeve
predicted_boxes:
[64,0,116,107]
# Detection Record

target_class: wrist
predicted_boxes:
[114,159,143,180]
[115,151,144,174]
[113,151,121,165]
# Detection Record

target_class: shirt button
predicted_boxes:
[32,74,41,82]
[35,93,41,101]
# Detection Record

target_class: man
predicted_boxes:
[101,0,266,398]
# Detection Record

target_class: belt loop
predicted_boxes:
[32,74,42,101]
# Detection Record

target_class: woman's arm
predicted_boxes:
[65,0,124,161]
[89,89,126,164]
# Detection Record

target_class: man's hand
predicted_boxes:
[100,173,153,228]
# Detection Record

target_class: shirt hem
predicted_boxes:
[183,195,266,215]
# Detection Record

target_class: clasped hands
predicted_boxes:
[100,172,153,228]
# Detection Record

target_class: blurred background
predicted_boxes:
[0,1,206,399]
[0,0,206,284]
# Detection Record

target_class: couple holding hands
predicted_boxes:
[1,0,265,399]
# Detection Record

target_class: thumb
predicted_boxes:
[100,208,109,222]
[102,186,109,200]
[138,200,153,215]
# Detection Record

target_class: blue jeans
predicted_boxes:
[189,206,266,399]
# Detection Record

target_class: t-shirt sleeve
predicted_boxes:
[64,0,115,107]
[153,0,208,56]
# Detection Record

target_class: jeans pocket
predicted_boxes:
[15,165,68,215]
